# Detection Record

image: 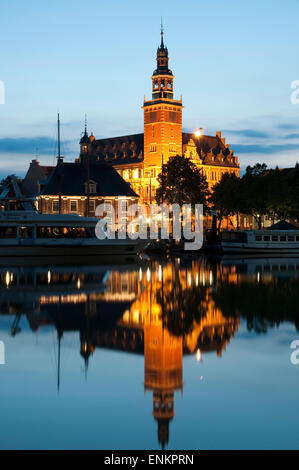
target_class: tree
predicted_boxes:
[210,172,242,230]
[241,164,270,229]
[155,155,209,210]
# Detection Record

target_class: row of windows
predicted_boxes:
[255,235,299,242]
[121,168,142,180]
[0,226,92,239]
[52,200,96,213]
[150,143,177,153]
[37,226,92,238]
[151,126,176,138]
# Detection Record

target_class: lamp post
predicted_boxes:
[194,127,203,139]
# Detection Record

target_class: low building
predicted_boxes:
[38,158,138,220]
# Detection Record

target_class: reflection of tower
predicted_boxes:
[80,294,96,376]
[144,319,183,449]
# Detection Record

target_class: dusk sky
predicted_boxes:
[1,0,299,177]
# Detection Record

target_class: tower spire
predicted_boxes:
[160,17,164,48]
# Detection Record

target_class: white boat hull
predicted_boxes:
[222,242,299,254]
[0,240,148,257]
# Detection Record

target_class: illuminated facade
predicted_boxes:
[84,29,240,204]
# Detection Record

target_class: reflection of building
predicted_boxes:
[119,261,240,447]
[1,260,239,448]
[144,321,183,449]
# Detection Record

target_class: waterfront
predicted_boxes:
[0,255,299,450]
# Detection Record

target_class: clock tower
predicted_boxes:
[142,27,183,174]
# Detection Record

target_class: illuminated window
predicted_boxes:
[89,200,95,212]
[133,169,139,179]
[52,201,59,212]
[70,200,78,212]
[123,170,129,179]
[150,144,157,153]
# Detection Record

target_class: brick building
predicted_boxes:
[81,28,240,204]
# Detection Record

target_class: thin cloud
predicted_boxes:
[233,143,299,155]
[0,137,74,156]
[224,129,270,139]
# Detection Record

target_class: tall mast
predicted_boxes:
[57,113,61,160]
[57,113,63,214]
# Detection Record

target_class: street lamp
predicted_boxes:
[194,127,203,138]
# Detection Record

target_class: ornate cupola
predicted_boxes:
[152,26,174,100]
[80,117,90,157]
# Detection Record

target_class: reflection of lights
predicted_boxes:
[139,268,142,282]
[47,271,51,284]
[158,265,162,282]
[188,273,191,287]
[257,272,260,283]
[196,349,202,362]
[202,272,206,286]
[5,271,11,287]
[146,268,151,282]
[77,278,81,289]
[209,271,213,285]
[195,274,199,287]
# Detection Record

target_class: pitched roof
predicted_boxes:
[268,220,299,230]
[183,132,239,168]
[91,133,144,165]
[90,132,239,168]
[41,161,138,198]
[40,165,54,178]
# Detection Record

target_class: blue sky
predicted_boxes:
[1,0,299,177]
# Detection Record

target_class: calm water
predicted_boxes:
[0,255,299,450]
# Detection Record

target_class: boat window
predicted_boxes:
[272,236,279,241]
[19,227,33,239]
[0,226,17,238]
[255,235,262,241]
[280,236,287,242]
[288,236,295,242]
[263,235,270,242]
[222,232,247,242]
[296,236,299,242]
[36,226,91,238]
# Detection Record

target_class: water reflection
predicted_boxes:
[0,255,299,448]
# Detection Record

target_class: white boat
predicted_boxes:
[221,229,299,254]
[0,210,148,257]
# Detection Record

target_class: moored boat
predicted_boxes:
[0,210,148,257]
[221,227,299,254]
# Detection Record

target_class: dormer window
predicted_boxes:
[85,180,97,194]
